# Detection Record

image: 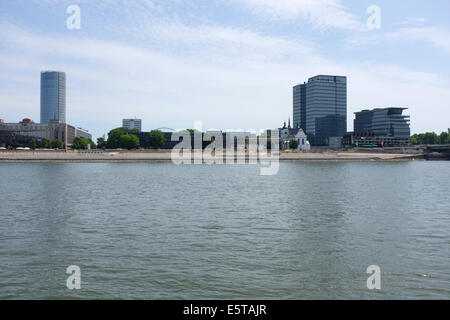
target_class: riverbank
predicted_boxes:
[0,150,424,162]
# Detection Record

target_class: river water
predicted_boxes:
[0,161,448,299]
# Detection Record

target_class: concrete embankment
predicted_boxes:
[0,150,424,162]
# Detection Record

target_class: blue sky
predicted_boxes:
[1,0,450,139]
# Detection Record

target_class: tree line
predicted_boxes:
[25,128,166,150]
[28,138,63,149]
[409,129,450,145]
[97,127,166,150]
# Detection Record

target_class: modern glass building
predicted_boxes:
[293,83,306,130]
[293,75,347,145]
[40,71,66,124]
[354,107,410,138]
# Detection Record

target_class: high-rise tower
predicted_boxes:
[40,71,66,124]
[293,75,347,145]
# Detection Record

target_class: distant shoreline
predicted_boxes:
[0,150,424,162]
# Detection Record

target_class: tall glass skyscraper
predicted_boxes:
[40,71,66,124]
[293,75,347,145]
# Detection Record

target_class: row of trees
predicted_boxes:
[409,129,450,145]
[103,128,166,150]
[29,138,62,149]
[72,137,97,150]
[24,129,167,150]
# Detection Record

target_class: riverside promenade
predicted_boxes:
[0,149,423,162]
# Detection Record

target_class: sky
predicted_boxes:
[0,0,449,139]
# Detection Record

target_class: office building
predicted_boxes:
[123,118,142,131]
[0,118,92,148]
[343,107,411,147]
[293,75,347,146]
[293,83,306,130]
[354,107,410,138]
[75,127,93,141]
[0,72,93,148]
[40,71,66,124]
[0,119,74,147]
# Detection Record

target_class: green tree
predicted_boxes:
[42,138,50,148]
[97,137,107,149]
[423,132,439,144]
[72,137,96,149]
[106,127,139,149]
[72,137,88,149]
[409,131,448,145]
[149,130,166,149]
[289,139,299,150]
[107,128,124,148]
[30,138,36,150]
[119,134,140,149]
[409,134,419,145]
[88,139,97,149]
[106,127,126,149]
[439,131,449,144]
[258,132,272,150]
[50,139,62,149]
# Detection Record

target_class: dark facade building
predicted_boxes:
[344,107,411,147]
[134,131,180,149]
[293,75,347,146]
[343,132,410,148]
[354,108,410,138]
[293,83,306,130]
[315,115,346,144]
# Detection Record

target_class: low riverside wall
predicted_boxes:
[0,149,423,162]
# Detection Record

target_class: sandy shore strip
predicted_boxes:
[0,150,423,162]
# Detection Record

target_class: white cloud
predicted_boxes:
[407,26,450,54]
[397,17,428,26]
[348,26,450,55]
[231,0,363,30]
[0,21,449,139]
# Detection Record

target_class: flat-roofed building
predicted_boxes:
[0,119,80,148]
[123,118,142,131]
[293,83,306,130]
[75,127,92,140]
[354,107,410,138]
[293,75,347,146]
